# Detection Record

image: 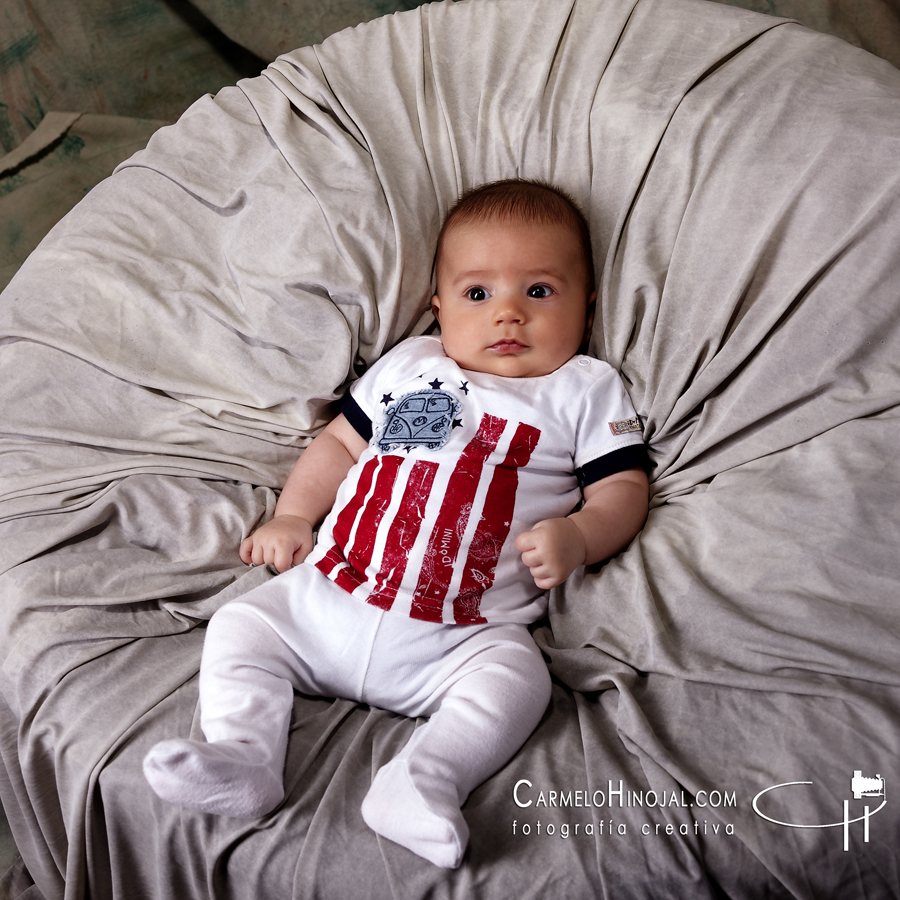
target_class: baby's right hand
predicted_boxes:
[239,515,314,574]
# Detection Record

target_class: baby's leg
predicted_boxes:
[360,625,551,868]
[143,594,299,817]
[145,565,388,817]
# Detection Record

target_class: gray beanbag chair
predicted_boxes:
[1,0,898,896]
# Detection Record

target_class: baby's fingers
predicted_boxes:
[239,536,253,565]
[244,536,280,570]
[514,529,538,554]
[531,566,565,590]
[272,545,295,574]
[518,546,545,570]
[249,540,271,568]
[255,538,295,573]
[291,543,312,568]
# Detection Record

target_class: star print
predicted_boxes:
[459,381,469,394]
[381,393,393,405]
[452,418,463,429]
[429,378,443,390]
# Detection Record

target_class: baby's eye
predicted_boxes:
[466,287,490,301]
[527,284,554,299]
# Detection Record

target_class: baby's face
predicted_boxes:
[432,219,595,378]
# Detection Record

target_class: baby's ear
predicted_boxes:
[431,294,442,323]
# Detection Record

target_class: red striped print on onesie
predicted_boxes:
[409,413,507,622]
[335,454,404,594]
[453,421,541,624]
[315,454,402,588]
[366,459,439,611]
[315,455,380,577]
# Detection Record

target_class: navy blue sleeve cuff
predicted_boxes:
[341,393,372,442]
[577,444,650,488]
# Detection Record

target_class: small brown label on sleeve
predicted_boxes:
[609,416,642,436]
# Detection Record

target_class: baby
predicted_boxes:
[143,179,649,868]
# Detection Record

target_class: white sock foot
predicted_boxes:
[143,738,283,818]
[361,760,469,869]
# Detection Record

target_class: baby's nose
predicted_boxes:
[493,295,526,323]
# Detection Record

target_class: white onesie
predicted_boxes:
[143,335,646,869]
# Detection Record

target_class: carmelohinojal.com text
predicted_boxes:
[512,780,737,839]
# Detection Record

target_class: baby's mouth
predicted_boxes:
[490,339,528,353]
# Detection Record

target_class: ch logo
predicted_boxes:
[752,771,886,851]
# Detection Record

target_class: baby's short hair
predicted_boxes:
[436,178,595,292]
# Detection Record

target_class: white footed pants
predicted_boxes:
[144,563,551,868]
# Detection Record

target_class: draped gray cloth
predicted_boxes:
[1,0,898,896]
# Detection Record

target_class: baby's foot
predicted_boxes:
[143,738,283,818]
[361,760,468,868]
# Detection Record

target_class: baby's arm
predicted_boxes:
[239,413,368,573]
[514,468,649,590]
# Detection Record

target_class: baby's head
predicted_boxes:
[432,179,596,378]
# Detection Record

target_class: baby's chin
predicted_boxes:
[447,351,573,379]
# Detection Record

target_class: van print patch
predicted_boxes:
[379,388,462,451]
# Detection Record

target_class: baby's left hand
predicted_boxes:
[514,517,586,590]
